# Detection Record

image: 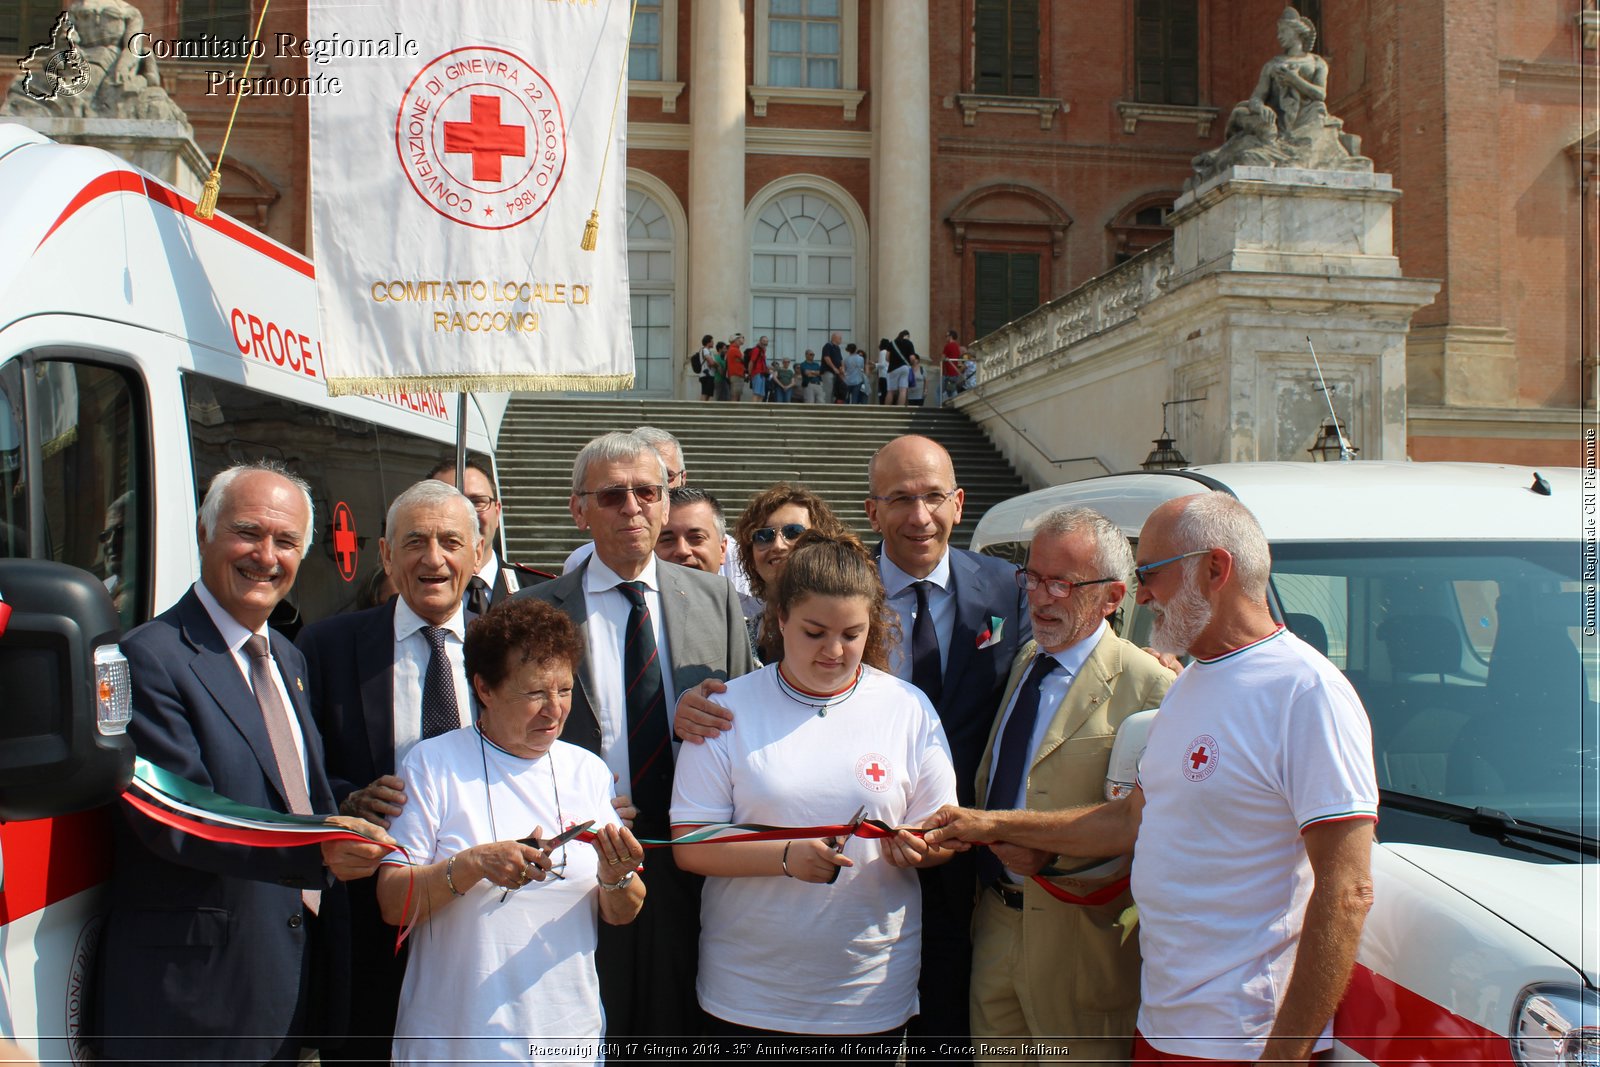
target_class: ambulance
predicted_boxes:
[0,122,506,1061]
[972,461,1597,1064]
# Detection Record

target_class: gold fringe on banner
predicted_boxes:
[196,0,272,219]
[581,0,638,251]
[325,373,636,397]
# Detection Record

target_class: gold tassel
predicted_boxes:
[195,168,222,219]
[581,0,637,249]
[194,0,271,221]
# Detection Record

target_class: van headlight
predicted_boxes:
[94,644,131,735]
[1513,985,1600,1065]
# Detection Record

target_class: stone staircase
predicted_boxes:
[495,398,1033,573]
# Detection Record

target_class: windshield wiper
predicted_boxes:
[1379,790,1598,860]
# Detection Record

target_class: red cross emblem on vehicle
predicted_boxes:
[1183,734,1219,782]
[856,753,892,793]
[332,501,359,582]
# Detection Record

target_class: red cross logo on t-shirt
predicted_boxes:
[856,753,892,793]
[1183,734,1219,782]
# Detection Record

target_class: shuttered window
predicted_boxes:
[974,252,1041,339]
[1134,0,1198,106]
[974,0,1038,97]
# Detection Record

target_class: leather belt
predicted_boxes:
[987,880,1024,910]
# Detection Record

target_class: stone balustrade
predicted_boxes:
[972,242,1174,388]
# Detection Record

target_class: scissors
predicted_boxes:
[825,806,868,885]
[504,820,595,896]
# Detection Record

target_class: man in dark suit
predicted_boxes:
[520,429,754,1037]
[429,455,520,609]
[296,478,483,1064]
[864,433,1031,1059]
[93,462,391,1066]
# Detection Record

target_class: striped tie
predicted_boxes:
[617,581,671,834]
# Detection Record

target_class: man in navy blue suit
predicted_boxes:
[92,463,391,1066]
[864,434,1030,1060]
[295,478,483,1065]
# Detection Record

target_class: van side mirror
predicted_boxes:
[0,559,134,820]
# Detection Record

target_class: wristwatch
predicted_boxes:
[597,868,637,891]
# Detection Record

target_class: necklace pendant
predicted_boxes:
[817,706,828,717]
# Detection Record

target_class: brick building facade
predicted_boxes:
[4,0,1594,462]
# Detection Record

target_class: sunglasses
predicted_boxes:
[1132,549,1212,587]
[751,523,808,546]
[578,484,664,508]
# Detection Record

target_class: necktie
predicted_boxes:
[466,575,491,617]
[910,580,943,703]
[244,634,321,915]
[617,581,671,833]
[979,652,1060,887]
[420,625,460,740]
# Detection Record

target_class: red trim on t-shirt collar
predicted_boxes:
[1192,624,1286,664]
[777,663,863,699]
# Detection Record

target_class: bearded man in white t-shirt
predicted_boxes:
[927,491,1378,1066]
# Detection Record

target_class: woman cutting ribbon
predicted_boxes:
[376,599,645,1064]
[671,532,957,1055]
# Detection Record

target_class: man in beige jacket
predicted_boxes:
[971,506,1174,1065]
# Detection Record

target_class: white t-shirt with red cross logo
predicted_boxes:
[670,664,956,1034]
[1131,628,1378,1060]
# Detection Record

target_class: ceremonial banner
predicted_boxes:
[307,0,632,395]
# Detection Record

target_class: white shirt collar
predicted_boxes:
[476,549,500,587]
[1038,619,1108,679]
[880,548,952,599]
[193,580,263,652]
[583,552,661,595]
[392,592,467,643]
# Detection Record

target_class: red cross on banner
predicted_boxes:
[443,94,526,183]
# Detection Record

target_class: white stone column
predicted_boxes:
[872,0,930,352]
[688,0,747,355]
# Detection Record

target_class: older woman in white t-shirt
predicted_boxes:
[671,532,957,1057]
[376,599,645,1065]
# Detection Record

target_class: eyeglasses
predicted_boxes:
[98,525,125,545]
[664,468,685,485]
[751,522,807,546]
[578,484,665,508]
[868,489,959,512]
[1132,549,1212,587]
[1015,569,1120,598]
[466,496,498,513]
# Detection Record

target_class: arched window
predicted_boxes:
[1107,192,1178,266]
[750,191,855,362]
[625,187,676,396]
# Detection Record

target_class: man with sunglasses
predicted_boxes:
[929,493,1377,1067]
[969,506,1173,1065]
[565,428,752,598]
[520,430,754,1039]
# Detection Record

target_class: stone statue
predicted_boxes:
[3,0,191,129]
[1189,6,1369,188]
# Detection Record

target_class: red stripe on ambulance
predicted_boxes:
[0,810,114,924]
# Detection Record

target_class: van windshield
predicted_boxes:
[1264,541,1593,847]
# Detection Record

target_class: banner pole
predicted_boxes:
[454,391,469,486]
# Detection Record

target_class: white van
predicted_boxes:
[971,461,1596,1063]
[0,123,505,1061]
